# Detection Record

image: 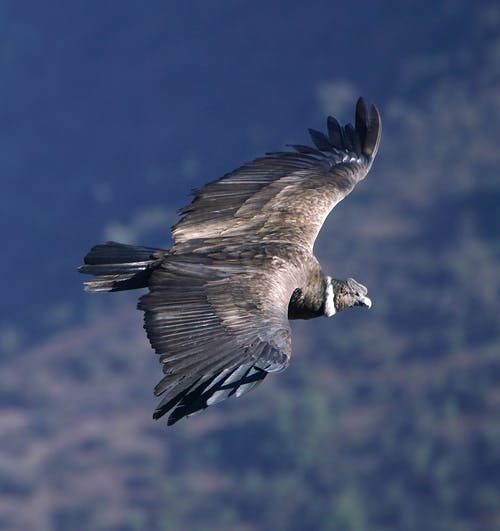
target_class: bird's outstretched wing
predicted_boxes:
[172,98,381,252]
[138,248,303,425]
[140,99,380,424]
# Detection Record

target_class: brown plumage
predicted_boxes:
[79,98,381,425]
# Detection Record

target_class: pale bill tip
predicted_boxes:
[361,296,372,309]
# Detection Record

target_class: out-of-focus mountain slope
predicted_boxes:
[0,287,499,531]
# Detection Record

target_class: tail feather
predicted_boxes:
[78,241,165,292]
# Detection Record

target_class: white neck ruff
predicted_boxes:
[324,276,336,317]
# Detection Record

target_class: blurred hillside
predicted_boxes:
[1,1,499,530]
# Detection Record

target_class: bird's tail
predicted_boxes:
[78,241,165,292]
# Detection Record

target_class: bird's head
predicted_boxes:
[327,277,372,314]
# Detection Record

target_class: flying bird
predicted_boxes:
[79,98,381,425]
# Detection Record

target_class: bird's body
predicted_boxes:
[79,99,381,425]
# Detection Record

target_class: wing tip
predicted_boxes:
[309,97,381,161]
[357,98,381,159]
[151,364,269,426]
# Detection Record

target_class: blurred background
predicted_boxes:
[0,1,499,529]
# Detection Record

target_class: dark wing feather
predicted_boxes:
[172,98,381,251]
[138,251,297,425]
[327,116,344,149]
[308,128,333,151]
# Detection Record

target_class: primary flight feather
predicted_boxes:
[79,98,381,425]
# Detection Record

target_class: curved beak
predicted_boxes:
[358,296,372,308]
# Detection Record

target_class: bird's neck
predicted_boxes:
[323,276,337,316]
[326,277,352,313]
